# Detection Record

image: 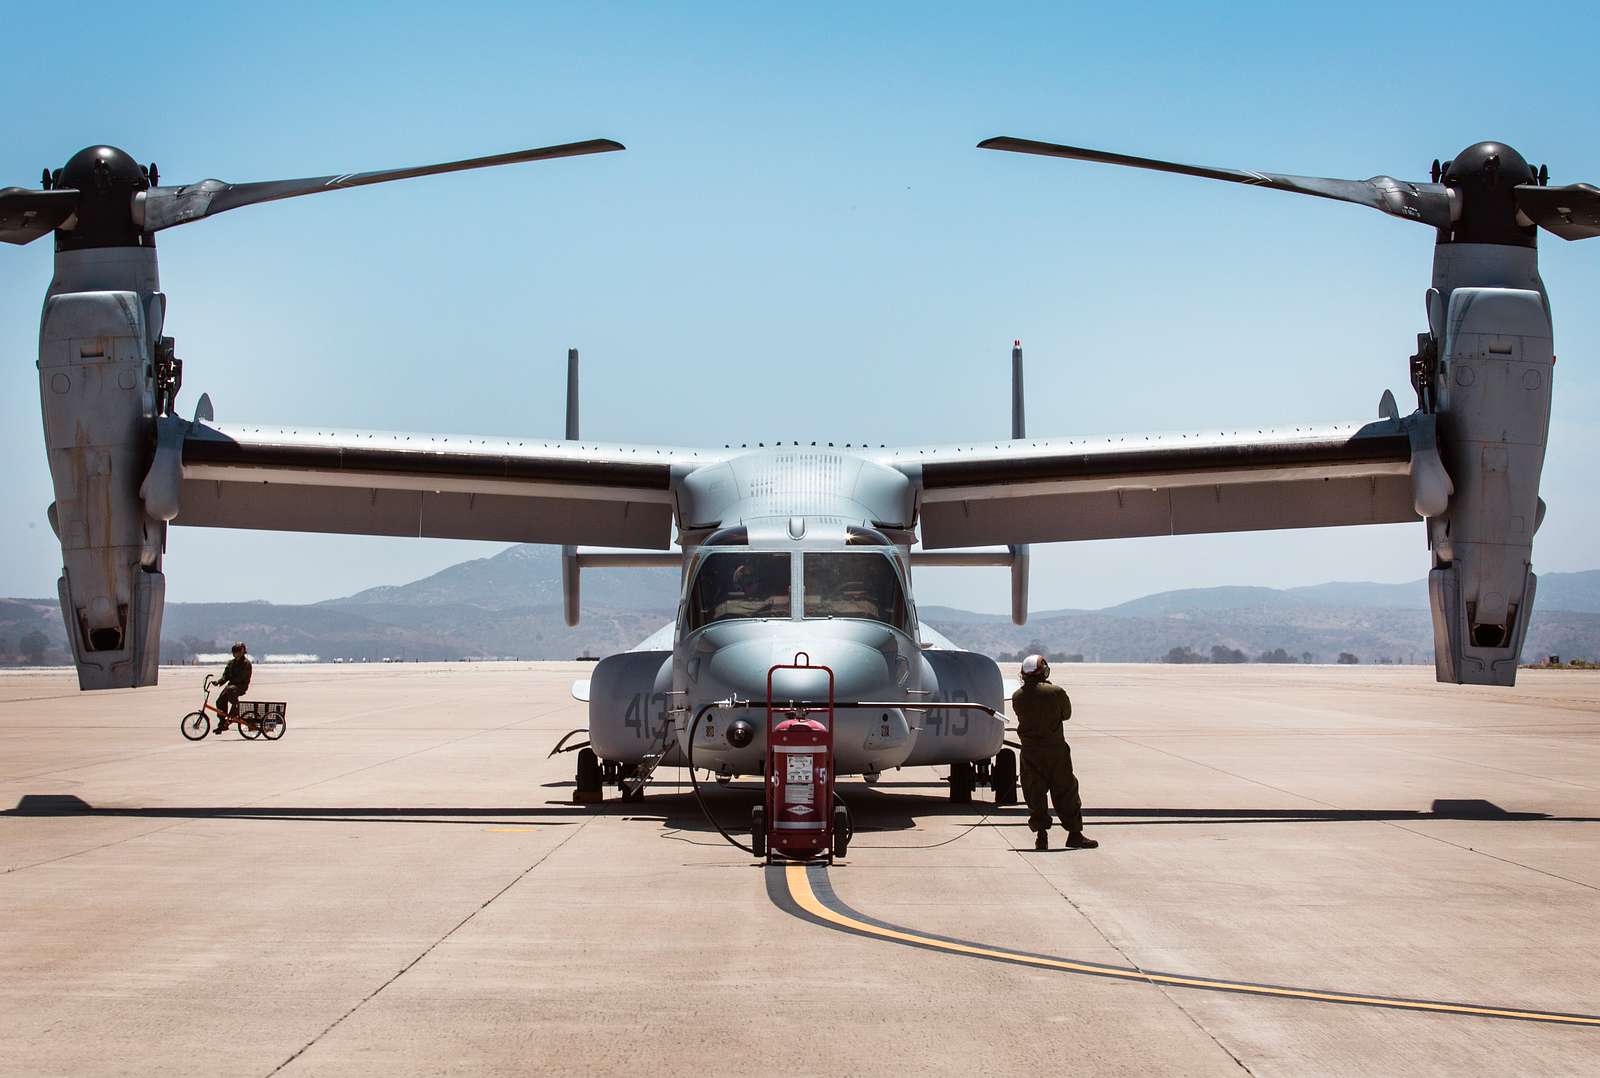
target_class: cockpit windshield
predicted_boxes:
[803,552,910,632]
[685,552,791,631]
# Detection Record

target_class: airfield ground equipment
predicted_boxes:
[752,655,844,863]
[675,685,1009,861]
[179,675,286,741]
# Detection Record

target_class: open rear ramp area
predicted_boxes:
[2,663,1598,1076]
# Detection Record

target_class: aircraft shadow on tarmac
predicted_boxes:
[9,793,1590,837]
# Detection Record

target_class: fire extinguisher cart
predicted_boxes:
[751,655,851,863]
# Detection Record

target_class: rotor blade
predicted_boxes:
[0,187,79,245]
[137,138,625,232]
[978,136,1454,230]
[1515,182,1600,241]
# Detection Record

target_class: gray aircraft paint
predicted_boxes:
[17,136,1580,728]
[38,249,168,688]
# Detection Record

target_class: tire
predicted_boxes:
[992,748,1018,806]
[574,748,603,795]
[238,718,260,740]
[259,714,285,741]
[949,761,975,804]
[831,804,852,858]
[180,712,210,741]
[751,806,767,859]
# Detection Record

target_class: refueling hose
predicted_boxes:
[685,703,758,856]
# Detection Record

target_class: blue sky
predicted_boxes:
[2,2,1596,613]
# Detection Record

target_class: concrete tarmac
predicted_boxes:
[2,662,1598,1077]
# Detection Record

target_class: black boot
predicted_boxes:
[1033,830,1049,851]
[1065,831,1099,849]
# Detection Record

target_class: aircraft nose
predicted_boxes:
[686,628,916,774]
[704,636,902,705]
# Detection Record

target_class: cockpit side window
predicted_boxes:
[802,552,910,632]
[685,552,792,631]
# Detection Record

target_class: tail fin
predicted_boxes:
[563,348,581,624]
[1009,340,1029,625]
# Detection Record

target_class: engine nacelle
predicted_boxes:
[39,286,166,689]
[1426,285,1553,685]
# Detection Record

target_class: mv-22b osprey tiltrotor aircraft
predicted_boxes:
[5,133,1596,804]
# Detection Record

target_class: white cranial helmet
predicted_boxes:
[1020,654,1050,679]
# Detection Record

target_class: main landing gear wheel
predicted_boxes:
[180,712,209,740]
[992,748,1018,805]
[573,748,604,803]
[831,804,852,859]
[948,761,975,804]
[259,714,285,741]
[751,807,767,859]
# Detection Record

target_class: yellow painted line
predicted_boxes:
[784,864,1600,1028]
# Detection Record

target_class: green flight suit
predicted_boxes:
[1010,678,1084,835]
[216,655,252,718]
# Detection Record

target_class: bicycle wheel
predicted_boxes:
[180,712,210,740]
[259,713,285,740]
[237,719,260,740]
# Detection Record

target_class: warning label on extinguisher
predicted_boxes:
[784,754,815,803]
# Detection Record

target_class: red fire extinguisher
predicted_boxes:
[752,654,850,863]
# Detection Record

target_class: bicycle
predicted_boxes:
[179,675,286,741]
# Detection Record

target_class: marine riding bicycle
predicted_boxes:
[179,675,287,741]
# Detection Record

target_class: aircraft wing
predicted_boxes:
[160,421,724,549]
[878,415,1444,549]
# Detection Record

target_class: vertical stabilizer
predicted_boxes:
[1010,339,1025,440]
[1009,340,1029,625]
[563,347,581,625]
[565,347,580,441]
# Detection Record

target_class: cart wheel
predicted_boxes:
[238,719,260,740]
[992,748,1018,805]
[180,712,210,741]
[751,806,767,859]
[259,714,285,740]
[831,804,852,857]
[949,761,975,804]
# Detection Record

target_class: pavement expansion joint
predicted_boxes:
[267,815,595,1075]
[769,863,1600,1030]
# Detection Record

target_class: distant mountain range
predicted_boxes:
[920,571,1600,663]
[3,546,1597,666]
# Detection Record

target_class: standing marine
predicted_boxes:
[1011,654,1098,851]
